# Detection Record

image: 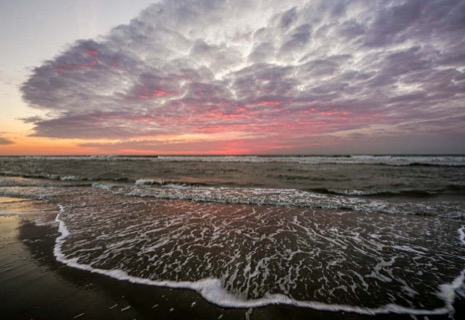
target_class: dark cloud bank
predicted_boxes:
[21,0,465,153]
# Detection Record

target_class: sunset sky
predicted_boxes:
[1,0,464,155]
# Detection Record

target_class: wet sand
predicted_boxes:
[1,212,464,320]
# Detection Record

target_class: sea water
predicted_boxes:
[0,155,464,315]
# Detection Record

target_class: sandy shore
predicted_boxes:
[1,205,464,319]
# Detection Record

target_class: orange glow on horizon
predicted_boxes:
[0,137,100,156]
[0,134,267,156]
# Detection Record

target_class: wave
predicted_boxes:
[0,172,131,184]
[52,205,463,315]
[2,155,465,166]
[92,184,465,220]
[2,173,93,181]
[446,184,465,192]
[134,178,210,187]
[2,176,464,315]
[3,171,464,198]
[308,185,465,197]
[308,188,443,198]
[406,162,465,168]
[0,179,91,189]
[1,174,464,220]
[0,173,215,187]
[155,155,465,167]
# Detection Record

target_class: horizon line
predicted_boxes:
[1,153,464,157]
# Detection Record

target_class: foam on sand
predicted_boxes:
[53,204,465,316]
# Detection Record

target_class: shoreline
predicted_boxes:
[1,211,464,319]
[51,206,457,316]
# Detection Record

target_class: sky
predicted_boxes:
[1,0,464,155]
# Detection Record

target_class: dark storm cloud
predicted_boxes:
[21,0,465,152]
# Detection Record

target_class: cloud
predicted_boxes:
[21,0,465,153]
[0,136,13,145]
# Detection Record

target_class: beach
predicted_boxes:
[3,213,463,320]
[1,155,465,319]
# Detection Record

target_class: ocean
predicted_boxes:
[1,155,464,318]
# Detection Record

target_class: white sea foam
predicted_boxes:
[135,178,165,186]
[91,182,117,191]
[330,189,375,196]
[459,226,465,245]
[104,184,464,218]
[392,245,428,255]
[437,269,465,311]
[52,214,450,315]
[59,176,80,181]
[52,204,464,316]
